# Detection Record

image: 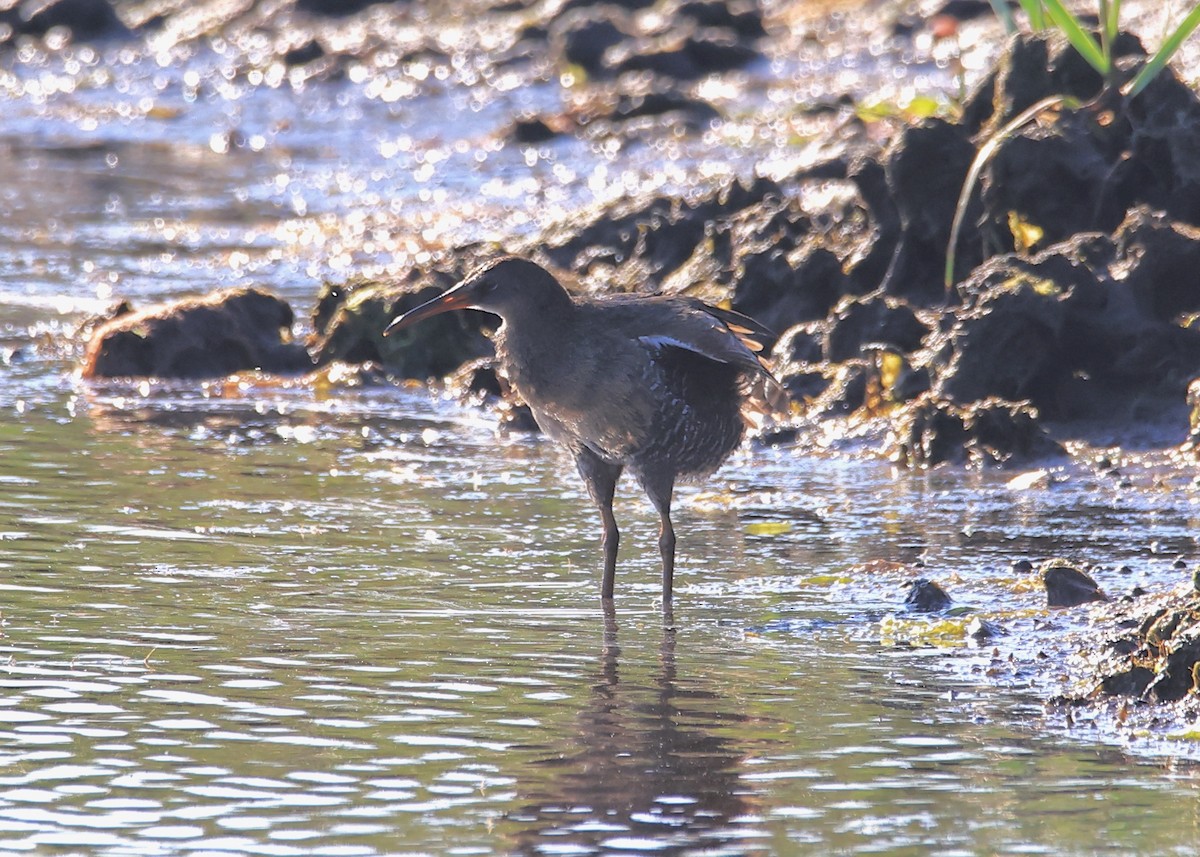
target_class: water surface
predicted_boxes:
[2,22,1200,856]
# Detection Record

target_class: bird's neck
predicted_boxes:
[496,301,578,401]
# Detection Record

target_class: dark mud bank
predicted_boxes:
[306,29,1200,466]
[67,4,1200,470]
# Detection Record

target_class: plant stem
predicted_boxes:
[944,96,1076,297]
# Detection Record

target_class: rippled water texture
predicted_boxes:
[2,384,1199,855]
[3,12,1200,856]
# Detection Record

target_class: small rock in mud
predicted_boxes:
[877,117,980,300]
[448,357,506,403]
[931,0,994,22]
[777,367,829,405]
[608,88,721,126]
[1099,666,1155,698]
[960,31,1122,135]
[535,174,781,293]
[551,7,631,77]
[673,0,766,38]
[731,245,843,336]
[295,0,389,16]
[1042,561,1107,608]
[824,294,930,363]
[904,578,953,613]
[812,361,869,416]
[933,264,1075,409]
[82,288,313,380]
[606,29,760,81]
[772,322,824,366]
[283,38,326,67]
[1,346,25,366]
[539,84,721,142]
[445,356,539,434]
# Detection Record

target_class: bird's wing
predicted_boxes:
[613,299,767,374]
[626,298,790,423]
[676,299,777,352]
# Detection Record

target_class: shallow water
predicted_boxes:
[3,376,1199,855]
[3,22,1200,857]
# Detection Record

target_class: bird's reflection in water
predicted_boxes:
[506,608,767,855]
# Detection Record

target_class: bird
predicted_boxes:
[384,256,784,607]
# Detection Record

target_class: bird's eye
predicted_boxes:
[480,278,496,293]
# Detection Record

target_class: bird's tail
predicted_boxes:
[741,368,790,431]
[700,303,789,429]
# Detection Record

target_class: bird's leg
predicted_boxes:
[640,470,677,607]
[576,452,623,602]
[658,514,676,605]
[598,497,620,601]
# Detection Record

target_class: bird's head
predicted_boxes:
[383,256,571,336]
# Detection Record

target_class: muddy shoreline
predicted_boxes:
[9,0,1200,740]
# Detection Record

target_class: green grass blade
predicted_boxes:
[989,0,1018,33]
[1124,4,1200,98]
[1104,0,1121,47]
[1097,0,1117,65]
[1016,0,1046,31]
[1040,0,1109,73]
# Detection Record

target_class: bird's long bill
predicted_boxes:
[382,285,474,337]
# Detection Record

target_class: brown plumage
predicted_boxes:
[384,256,784,607]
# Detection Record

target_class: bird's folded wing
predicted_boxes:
[599,296,790,420]
[631,307,765,373]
